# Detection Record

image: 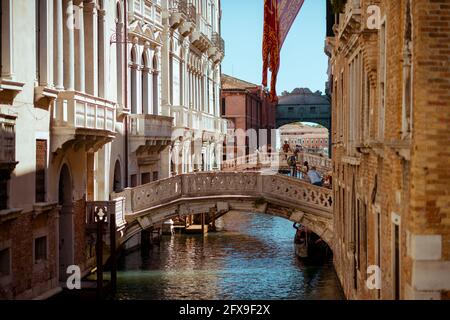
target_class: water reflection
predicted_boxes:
[116,212,344,300]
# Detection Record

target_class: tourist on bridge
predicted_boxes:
[282,141,291,159]
[303,161,309,172]
[308,166,323,187]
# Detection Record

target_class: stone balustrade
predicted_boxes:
[129,114,173,154]
[115,171,333,218]
[51,91,117,152]
[222,152,332,174]
[85,197,126,233]
[53,91,116,131]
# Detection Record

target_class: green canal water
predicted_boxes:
[115,212,345,300]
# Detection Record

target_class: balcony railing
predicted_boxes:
[212,32,225,54]
[338,0,362,38]
[129,114,173,154]
[52,91,116,152]
[169,0,188,15]
[54,91,116,132]
[169,0,196,22]
[0,113,16,169]
[129,114,173,138]
[171,106,190,128]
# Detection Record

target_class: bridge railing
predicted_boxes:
[85,197,127,232]
[114,172,333,217]
[222,152,332,174]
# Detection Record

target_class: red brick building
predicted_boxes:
[221,74,276,158]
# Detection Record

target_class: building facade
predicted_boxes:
[279,123,329,156]
[0,0,225,299]
[164,0,227,174]
[221,74,276,158]
[327,0,450,299]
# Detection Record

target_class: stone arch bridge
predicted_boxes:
[108,171,334,246]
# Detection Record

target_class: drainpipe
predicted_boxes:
[124,0,129,188]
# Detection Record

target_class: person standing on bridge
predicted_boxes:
[283,141,291,160]
[308,166,323,187]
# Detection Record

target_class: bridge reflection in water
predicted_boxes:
[116,211,344,300]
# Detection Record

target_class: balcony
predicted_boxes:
[0,112,17,173]
[51,91,117,153]
[169,0,196,35]
[191,17,212,52]
[0,79,24,105]
[208,32,225,62]
[171,105,190,129]
[129,114,173,155]
[337,0,362,41]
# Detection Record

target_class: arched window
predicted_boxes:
[142,50,150,114]
[152,54,159,115]
[113,160,122,193]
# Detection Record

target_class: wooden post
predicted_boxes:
[109,211,117,297]
[96,218,104,299]
[211,209,216,232]
[201,212,205,235]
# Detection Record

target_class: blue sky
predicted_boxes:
[221,0,328,94]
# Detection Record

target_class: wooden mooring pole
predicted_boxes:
[110,212,117,297]
[96,217,104,299]
[201,212,205,235]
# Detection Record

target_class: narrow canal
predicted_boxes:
[116,212,344,300]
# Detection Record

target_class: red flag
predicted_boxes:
[262,0,304,102]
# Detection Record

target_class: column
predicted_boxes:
[63,0,75,90]
[54,0,64,89]
[195,72,199,110]
[196,74,200,112]
[86,152,95,201]
[98,8,107,98]
[0,0,13,79]
[203,74,207,113]
[75,0,85,92]
[84,1,98,96]
[147,68,153,114]
[153,48,160,115]
[193,72,196,110]
[188,70,191,107]
[130,64,137,114]
[201,75,205,112]
[38,0,54,87]
[116,21,124,106]
[160,28,170,108]
[183,48,189,107]
[143,67,150,114]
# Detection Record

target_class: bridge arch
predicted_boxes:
[276,90,331,131]
[114,172,334,248]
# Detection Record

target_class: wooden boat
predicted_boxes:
[293,223,331,260]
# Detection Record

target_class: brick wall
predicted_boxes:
[329,0,450,300]
[0,209,58,299]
